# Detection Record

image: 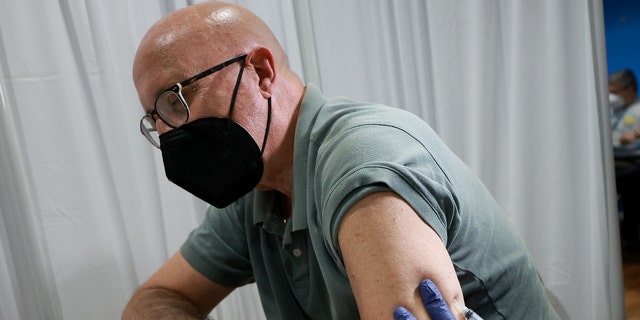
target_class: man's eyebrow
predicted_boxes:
[181,82,200,99]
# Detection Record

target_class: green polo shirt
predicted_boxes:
[181,84,559,319]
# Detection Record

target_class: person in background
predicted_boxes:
[610,69,640,248]
[122,1,559,319]
[609,69,640,146]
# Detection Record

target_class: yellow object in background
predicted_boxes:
[623,116,636,125]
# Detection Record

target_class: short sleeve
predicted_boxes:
[314,123,460,270]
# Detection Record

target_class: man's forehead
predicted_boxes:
[133,55,177,111]
[134,38,195,101]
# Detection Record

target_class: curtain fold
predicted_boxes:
[0,0,622,319]
[0,58,63,320]
[589,0,625,318]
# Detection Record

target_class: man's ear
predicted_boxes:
[246,47,275,99]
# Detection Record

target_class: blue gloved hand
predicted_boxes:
[393,279,485,320]
[393,279,456,320]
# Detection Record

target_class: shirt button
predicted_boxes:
[293,248,302,257]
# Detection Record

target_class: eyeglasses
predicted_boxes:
[140,54,247,148]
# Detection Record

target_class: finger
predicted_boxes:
[393,306,418,320]
[418,279,456,320]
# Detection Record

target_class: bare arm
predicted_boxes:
[338,191,464,320]
[122,251,235,320]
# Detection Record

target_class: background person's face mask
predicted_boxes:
[609,92,625,110]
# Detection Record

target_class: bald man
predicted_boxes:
[123,2,559,319]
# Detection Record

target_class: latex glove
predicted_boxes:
[393,279,483,320]
[393,279,455,320]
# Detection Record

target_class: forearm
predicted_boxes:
[122,287,207,320]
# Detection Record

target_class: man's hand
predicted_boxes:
[393,279,483,320]
[620,129,640,145]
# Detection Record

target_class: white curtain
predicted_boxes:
[0,0,622,319]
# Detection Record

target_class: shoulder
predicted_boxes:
[313,101,433,150]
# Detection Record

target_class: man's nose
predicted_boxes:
[155,118,173,135]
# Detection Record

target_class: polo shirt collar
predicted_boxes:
[250,83,329,244]
[291,83,329,233]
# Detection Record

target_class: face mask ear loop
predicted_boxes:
[260,97,272,155]
[227,58,246,118]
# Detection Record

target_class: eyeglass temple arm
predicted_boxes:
[180,54,248,88]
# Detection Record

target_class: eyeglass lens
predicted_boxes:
[140,89,189,148]
[140,116,160,148]
[156,90,189,127]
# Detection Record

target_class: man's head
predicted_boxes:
[132,1,303,207]
[609,69,638,107]
[133,1,288,123]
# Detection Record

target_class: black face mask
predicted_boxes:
[159,98,271,208]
